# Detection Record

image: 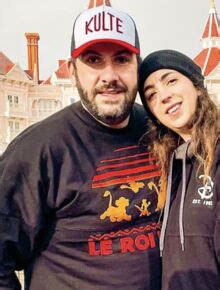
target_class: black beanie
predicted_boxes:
[138,49,204,107]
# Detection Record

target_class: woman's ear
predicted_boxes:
[197,88,202,97]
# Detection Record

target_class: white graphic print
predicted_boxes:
[192,175,214,207]
[197,175,214,200]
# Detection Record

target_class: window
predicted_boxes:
[14,122,19,131]
[70,97,75,104]
[8,95,12,104]
[14,96,19,104]
[8,120,20,133]
[38,99,61,112]
[8,95,19,106]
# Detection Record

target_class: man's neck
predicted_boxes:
[81,101,130,129]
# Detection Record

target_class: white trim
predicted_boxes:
[202,47,212,75]
[208,14,212,38]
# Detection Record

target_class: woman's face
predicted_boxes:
[143,69,200,141]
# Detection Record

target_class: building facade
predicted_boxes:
[1,1,219,156]
[0,36,79,155]
[0,0,219,288]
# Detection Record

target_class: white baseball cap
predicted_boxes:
[71,5,140,58]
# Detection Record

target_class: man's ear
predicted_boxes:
[68,59,76,85]
[68,59,75,76]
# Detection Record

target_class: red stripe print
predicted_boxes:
[93,164,158,182]
[92,170,161,188]
[88,223,161,241]
[101,152,151,164]
[114,145,138,152]
[97,157,156,171]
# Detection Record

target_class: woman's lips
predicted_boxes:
[166,102,182,115]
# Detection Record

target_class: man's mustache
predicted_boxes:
[94,82,127,94]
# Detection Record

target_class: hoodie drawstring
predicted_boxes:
[159,152,175,257]
[160,141,191,256]
[179,141,191,251]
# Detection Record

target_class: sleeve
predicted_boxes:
[214,149,220,266]
[0,140,50,290]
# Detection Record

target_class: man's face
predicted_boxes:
[70,43,138,128]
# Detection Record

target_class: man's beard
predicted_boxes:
[75,72,137,126]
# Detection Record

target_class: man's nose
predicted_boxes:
[100,64,120,83]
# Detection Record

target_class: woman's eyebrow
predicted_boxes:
[144,72,175,93]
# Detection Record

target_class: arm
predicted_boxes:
[214,145,220,266]
[0,141,50,289]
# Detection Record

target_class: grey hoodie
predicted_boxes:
[160,141,220,290]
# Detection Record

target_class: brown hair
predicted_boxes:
[141,80,219,202]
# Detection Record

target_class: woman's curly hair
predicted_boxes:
[141,79,219,200]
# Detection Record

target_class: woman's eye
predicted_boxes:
[146,92,156,101]
[168,78,177,85]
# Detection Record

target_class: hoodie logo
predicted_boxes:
[192,175,214,207]
[197,175,214,200]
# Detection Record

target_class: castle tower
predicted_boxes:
[194,0,220,106]
[87,0,111,9]
[201,0,220,49]
[25,33,40,83]
[194,0,220,76]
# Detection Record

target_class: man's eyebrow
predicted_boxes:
[114,50,132,56]
[81,49,132,57]
[144,72,175,93]
[80,50,101,57]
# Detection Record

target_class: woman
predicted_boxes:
[138,50,219,290]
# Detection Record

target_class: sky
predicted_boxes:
[1,0,219,80]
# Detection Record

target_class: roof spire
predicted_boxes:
[194,0,220,76]
[201,0,219,42]
[87,0,111,9]
[210,0,215,9]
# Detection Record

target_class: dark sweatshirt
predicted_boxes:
[160,141,220,290]
[0,102,162,290]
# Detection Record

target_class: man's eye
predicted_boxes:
[82,55,103,64]
[114,55,131,64]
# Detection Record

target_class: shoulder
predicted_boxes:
[3,102,82,157]
[132,103,147,125]
[214,139,220,168]
[124,103,148,140]
[133,103,146,116]
[213,140,220,198]
[216,139,220,157]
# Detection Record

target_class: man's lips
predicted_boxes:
[97,88,125,95]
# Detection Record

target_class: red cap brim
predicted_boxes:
[71,39,140,58]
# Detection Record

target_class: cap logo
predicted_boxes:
[71,6,140,57]
[85,11,123,34]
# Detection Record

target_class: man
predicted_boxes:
[0,2,162,289]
